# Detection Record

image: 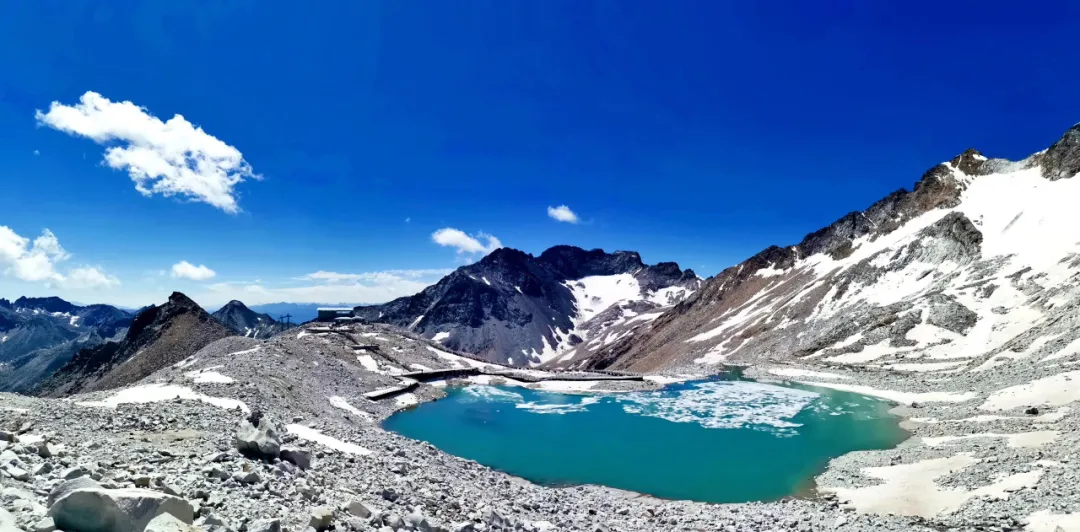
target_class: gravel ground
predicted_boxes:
[0,322,1066,531]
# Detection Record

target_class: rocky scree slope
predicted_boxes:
[0,323,938,532]
[353,246,700,366]
[211,300,290,339]
[586,124,1080,373]
[0,297,131,393]
[35,292,231,397]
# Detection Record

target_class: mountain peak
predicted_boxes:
[12,296,76,314]
[166,292,200,309]
[1037,122,1080,180]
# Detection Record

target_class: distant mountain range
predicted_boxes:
[354,245,701,366]
[0,297,132,393]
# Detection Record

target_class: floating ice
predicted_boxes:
[617,380,819,430]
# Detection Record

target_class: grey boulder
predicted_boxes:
[49,487,194,532]
[233,419,282,459]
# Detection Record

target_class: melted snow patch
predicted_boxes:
[432,331,451,343]
[286,424,372,455]
[617,380,819,430]
[356,355,382,373]
[823,453,1042,517]
[796,381,976,406]
[185,369,235,384]
[78,384,249,413]
[768,368,852,380]
[395,393,419,408]
[981,370,1080,411]
[921,431,1058,449]
[1025,510,1080,532]
[328,396,372,422]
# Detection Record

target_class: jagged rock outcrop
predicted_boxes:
[211,300,289,339]
[34,293,231,396]
[354,246,700,365]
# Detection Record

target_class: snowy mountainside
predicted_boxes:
[354,245,700,366]
[211,299,291,338]
[586,124,1080,374]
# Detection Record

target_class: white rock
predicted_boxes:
[49,487,194,532]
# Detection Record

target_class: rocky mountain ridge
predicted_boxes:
[353,245,701,366]
[583,123,1080,372]
[35,292,232,397]
[211,300,290,339]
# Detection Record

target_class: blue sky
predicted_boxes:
[1,1,1079,309]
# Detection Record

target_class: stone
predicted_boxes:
[248,519,282,532]
[0,431,15,442]
[1025,406,1040,415]
[33,462,53,476]
[49,487,194,532]
[384,514,405,529]
[47,477,103,506]
[0,450,19,466]
[2,464,29,481]
[233,470,261,484]
[135,475,153,488]
[201,513,227,527]
[280,447,312,470]
[38,443,58,459]
[347,500,372,518]
[61,466,89,480]
[233,418,282,459]
[380,487,399,502]
[145,513,199,532]
[309,507,334,531]
[32,517,56,532]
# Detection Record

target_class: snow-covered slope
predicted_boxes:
[588,125,1080,374]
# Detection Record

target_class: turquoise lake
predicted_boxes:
[382,375,908,503]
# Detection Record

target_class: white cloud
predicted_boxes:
[432,228,502,254]
[35,91,259,213]
[0,226,118,289]
[405,217,411,223]
[32,149,40,156]
[171,261,216,281]
[62,267,121,289]
[296,269,452,284]
[547,205,579,224]
[201,268,449,307]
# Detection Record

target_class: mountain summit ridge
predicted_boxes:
[354,245,701,366]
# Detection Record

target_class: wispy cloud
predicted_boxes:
[0,226,119,289]
[432,228,502,254]
[202,268,450,306]
[547,205,579,224]
[171,261,216,281]
[35,91,259,213]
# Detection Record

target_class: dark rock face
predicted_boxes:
[1035,123,1080,180]
[212,300,289,339]
[0,297,132,393]
[354,246,700,365]
[35,292,231,396]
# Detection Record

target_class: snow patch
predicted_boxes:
[286,424,372,455]
[77,384,249,413]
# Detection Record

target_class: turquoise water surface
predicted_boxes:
[382,375,907,503]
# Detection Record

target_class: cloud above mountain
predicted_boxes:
[171,261,217,281]
[201,268,450,306]
[0,226,119,289]
[432,228,502,254]
[35,91,259,214]
[547,205,580,224]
